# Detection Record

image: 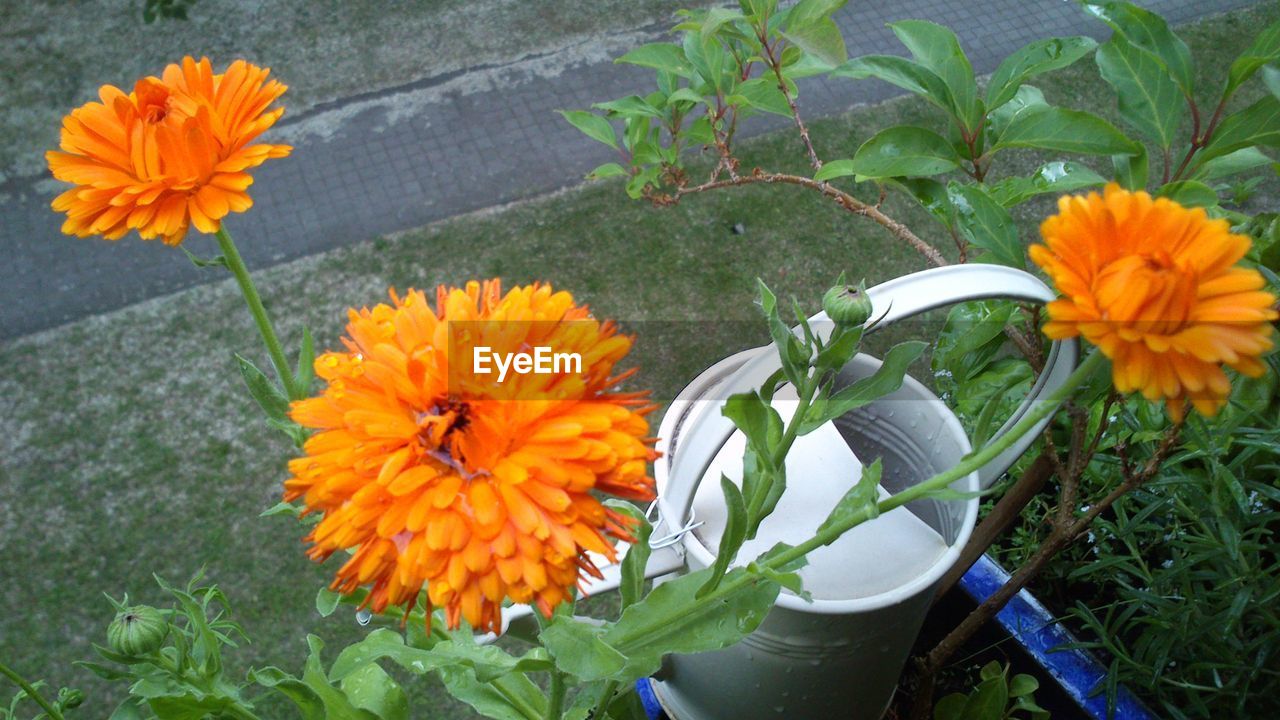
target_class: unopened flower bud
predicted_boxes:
[59,688,85,709]
[107,605,167,657]
[822,282,872,328]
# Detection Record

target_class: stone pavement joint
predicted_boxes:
[0,0,1252,340]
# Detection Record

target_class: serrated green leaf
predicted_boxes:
[558,110,617,149]
[1096,36,1184,149]
[603,567,781,681]
[850,126,963,178]
[541,618,628,681]
[987,36,1098,110]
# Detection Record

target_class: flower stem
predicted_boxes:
[214,227,302,400]
[591,680,620,719]
[612,349,1105,648]
[546,668,566,720]
[0,660,64,720]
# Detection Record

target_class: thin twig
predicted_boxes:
[656,171,948,266]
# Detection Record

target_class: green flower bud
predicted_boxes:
[58,688,85,709]
[107,605,167,657]
[822,282,872,328]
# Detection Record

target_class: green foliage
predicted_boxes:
[141,0,197,23]
[933,661,1049,720]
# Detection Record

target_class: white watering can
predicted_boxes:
[501,265,1077,719]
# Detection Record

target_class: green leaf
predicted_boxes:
[316,588,342,618]
[1197,95,1280,165]
[933,693,967,720]
[732,77,792,116]
[1095,36,1184,149]
[339,663,409,720]
[1156,180,1219,208]
[665,87,705,106]
[832,56,955,119]
[558,110,617,149]
[438,667,545,720]
[235,353,290,422]
[850,126,963,178]
[179,246,227,268]
[985,84,1048,138]
[586,163,628,181]
[1189,147,1273,182]
[889,20,981,129]
[1083,1,1194,98]
[991,105,1138,156]
[615,43,693,78]
[986,36,1098,110]
[541,618,628,681]
[604,567,781,681]
[758,280,809,387]
[328,628,551,684]
[603,500,651,611]
[699,475,748,597]
[295,327,315,398]
[1009,673,1040,698]
[963,677,1009,720]
[1224,19,1280,98]
[1265,64,1280,101]
[593,95,663,119]
[781,0,848,66]
[890,177,954,229]
[932,301,1017,383]
[700,7,746,44]
[816,458,882,537]
[683,27,727,90]
[814,158,856,182]
[1112,144,1149,190]
[947,182,1024,268]
[799,341,927,433]
[986,161,1107,206]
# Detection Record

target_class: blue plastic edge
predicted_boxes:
[635,677,669,720]
[957,553,1156,720]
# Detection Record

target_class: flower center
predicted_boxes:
[133,78,173,124]
[1094,250,1197,334]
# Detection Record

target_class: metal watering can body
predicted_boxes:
[501,265,1077,719]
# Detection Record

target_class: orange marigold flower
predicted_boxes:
[285,280,658,633]
[1031,183,1277,421]
[47,56,291,245]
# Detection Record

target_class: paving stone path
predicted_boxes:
[0,0,1252,339]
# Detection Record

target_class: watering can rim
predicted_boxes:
[650,264,1079,614]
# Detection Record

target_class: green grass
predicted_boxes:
[1,3,1278,717]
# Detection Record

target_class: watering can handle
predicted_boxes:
[857,264,1078,489]
[658,264,1079,533]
